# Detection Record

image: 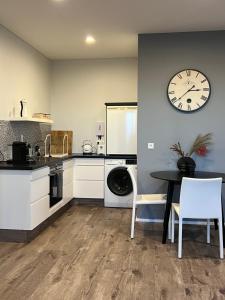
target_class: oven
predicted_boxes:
[49,163,63,207]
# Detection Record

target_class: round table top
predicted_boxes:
[151,170,225,183]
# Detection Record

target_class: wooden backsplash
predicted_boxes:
[51,131,73,155]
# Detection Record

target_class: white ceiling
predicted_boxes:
[0,0,225,60]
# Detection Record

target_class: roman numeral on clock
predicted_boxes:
[187,105,191,111]
[168,91,175,94]
[186,70,191,76]
[201,79,207,84]
[171,97,177,103]
[201,95,208,101]
[203,88,209,91]
[177,74,182,79]
[178,102,182,109]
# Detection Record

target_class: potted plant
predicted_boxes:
[170,133,212,173]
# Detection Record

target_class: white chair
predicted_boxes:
[171,177,224,259]
[128,166,170,239]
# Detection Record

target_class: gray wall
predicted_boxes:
[138,31,225,218]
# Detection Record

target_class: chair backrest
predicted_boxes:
[127,165,137,203]
[179,177,222,219]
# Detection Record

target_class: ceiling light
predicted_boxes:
[85,35,96,45]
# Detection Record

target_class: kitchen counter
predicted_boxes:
[0,153,137,170]
[72,153,137,159]
[0,157,64,170]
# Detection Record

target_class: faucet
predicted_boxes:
[62,134,69,156]
[44,134,51,157]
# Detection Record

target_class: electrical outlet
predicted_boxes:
[148,143,154,149]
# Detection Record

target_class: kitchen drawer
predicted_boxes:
[30,176,49,203]
[63,182,73,204]
[74,165,104,181]
[74,180,104,199]
[31,167,49,181]
[74,158,104,166]
[63,159,74,169]
[30,195,49,229]
[63,167,73,185]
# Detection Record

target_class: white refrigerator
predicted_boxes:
[106,104,137,155]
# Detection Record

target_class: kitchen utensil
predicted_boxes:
[20,100,28,118]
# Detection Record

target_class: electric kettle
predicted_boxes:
[82,140,94,154]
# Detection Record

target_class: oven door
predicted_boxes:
[49,169,63,207]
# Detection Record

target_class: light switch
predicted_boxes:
[148,143,154,149]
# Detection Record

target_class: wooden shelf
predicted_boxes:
[7,117,53,124]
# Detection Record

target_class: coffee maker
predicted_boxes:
[12,142,29,164]
[96,121,105,155]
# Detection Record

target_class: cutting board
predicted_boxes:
[51,131,73,155]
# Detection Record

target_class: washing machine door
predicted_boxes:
[107,167,133,196]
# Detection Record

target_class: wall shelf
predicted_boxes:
[7,117,53,124]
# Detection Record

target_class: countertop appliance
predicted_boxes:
[97,141,105,155]
[104,158,136,208]
[105,102,137,155]
[82,140,94,154]
[12,141,29,164]
[49,162,63,208]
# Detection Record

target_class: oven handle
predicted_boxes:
[48,169,64,176]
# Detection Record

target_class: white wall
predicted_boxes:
[0,25,51,119]
[51,58,137,152]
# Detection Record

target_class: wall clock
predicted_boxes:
[167,69,211,112]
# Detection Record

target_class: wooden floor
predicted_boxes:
[0,205,225,300]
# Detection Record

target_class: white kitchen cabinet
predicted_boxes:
[63,159,74,204]
[0,167,50,230]
[30,195,49,229]
[74,165,104,181]
[73,158,104,199]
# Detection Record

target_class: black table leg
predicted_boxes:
[162,181,175,244]
[214,219,218,230]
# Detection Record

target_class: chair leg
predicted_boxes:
[168,211,172,240]
[131,205,136,239]
[171,206,175,243]
[178,218,183,259]
[218,217,224,259]
[207,219,210,244]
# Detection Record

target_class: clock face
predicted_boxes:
[167,69,211,112]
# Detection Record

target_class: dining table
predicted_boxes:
[150,170,225,245]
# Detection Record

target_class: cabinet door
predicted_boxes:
[63,166,73,186]
[74,166,104,181]
[74,180,104,199]
[63,160,74,204]
[63,182,73,204]
[74,158,104,166]
[30,195,49,229]
[30,176,49,203]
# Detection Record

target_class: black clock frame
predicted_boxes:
[167,68,211,113]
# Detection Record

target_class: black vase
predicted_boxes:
[177,156,196,174]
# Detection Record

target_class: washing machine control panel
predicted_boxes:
[105,159,126,166]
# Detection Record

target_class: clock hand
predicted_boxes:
[178,85,195,100]
[172,88,201,103]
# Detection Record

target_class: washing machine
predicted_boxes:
[104,159,137,208]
